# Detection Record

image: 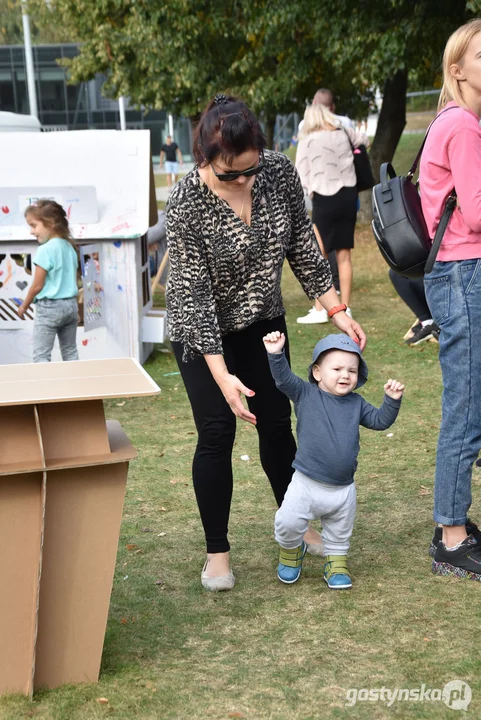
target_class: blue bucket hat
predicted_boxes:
[308,334,368,388]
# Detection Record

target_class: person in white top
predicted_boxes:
[298,88,356,135]
[296,89,360,323]
[296,103,368,319]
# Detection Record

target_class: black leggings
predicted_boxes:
[327,251,340,292]
[172,316,296,553]
[388,269,432,323]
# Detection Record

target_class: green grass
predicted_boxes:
[392,134,427,176]
[4,230,481,718]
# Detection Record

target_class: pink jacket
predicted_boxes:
[420,101,481,261]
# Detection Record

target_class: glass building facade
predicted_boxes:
[0,44,193,159]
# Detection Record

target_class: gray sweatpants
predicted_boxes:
[275,469,356,555]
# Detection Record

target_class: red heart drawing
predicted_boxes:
[82,339,88,346]
[1,206,9,214]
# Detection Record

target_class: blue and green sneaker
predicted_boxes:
[277,542,307,584]
[323,555,352,590]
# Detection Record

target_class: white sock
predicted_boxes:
[444,540,465,551]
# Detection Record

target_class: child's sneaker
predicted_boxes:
[428,519,481,557]
[277,542,307,584]
[433,535,481,581]
[323,555,352,589]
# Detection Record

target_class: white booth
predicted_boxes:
[0,130,166,365]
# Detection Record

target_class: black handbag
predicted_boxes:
[343,129,375,192]
[371,107,456,278]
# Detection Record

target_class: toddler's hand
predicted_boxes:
[263,331,285,354]
[384,379,405,400]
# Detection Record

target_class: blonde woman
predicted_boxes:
[296,103,368,322]
[420,19,481,581]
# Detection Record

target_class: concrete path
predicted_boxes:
[154,162,194,202]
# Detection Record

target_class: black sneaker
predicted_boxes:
[430,325,440,342]
[429,519,481,557]
[405,322,440,346]
[433,535,481,581]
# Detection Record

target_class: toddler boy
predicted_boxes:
[263,332,404,589]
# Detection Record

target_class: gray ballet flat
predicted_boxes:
[201,560,235,591]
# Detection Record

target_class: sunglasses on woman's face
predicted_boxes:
[211,153,265,182]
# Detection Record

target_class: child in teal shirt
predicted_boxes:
[19,200,79,363]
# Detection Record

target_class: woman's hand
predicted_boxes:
[216,372,257,425]
[204,353,256,425]
[318,287,367,350]
[331,311,367,351]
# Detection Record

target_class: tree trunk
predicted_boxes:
[358,68,408,223]
[265,116,276,150]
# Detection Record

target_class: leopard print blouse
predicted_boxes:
[165,150,332,360]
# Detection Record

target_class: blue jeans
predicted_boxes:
[33,298,79,363]
[424,259,481,525]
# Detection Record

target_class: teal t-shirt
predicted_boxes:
[33,237,78,301]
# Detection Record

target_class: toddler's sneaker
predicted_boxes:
[323,555,352,589]
[296,307,328,324]
[433,535,481,581]
[428,519,481,558]
[277,542,307,584]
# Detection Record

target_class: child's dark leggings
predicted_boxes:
[171,315,297,554]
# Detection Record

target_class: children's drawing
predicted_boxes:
[0,252,34,328]
[81,245,104,332]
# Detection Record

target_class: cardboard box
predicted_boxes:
[0,131,165,365]
[142,309,167,344]
[0,358,159,696]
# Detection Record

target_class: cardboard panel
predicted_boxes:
[0,130,151,242]
[44,420,137,471]
[0,186,99,225]
[37,400,110,464]
[0,405,44,475]
[142,310,166,344]
[0,358,160,406]
[34,462,129,689]
[0,473,44,695]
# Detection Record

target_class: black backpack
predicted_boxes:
[371,108,456,278]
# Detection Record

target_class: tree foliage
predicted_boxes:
[23,0,481,167]
[27,0,371,121]
[1,0,73,45]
